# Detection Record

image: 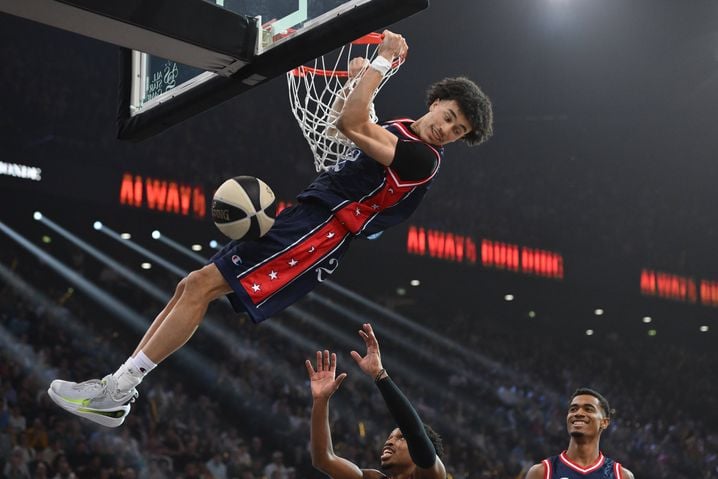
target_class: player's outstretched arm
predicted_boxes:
[337,30,408,166]
[351,323,447,479]
[306,350,363,479]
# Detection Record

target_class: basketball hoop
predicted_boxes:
[287,33,403,172]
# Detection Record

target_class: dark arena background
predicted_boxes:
[1,1,717,478]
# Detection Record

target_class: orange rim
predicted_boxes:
[290,59,402,78]
[289,32,402,78]
[351,32,383,45]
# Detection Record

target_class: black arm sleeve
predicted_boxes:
[390,140,438,182]
[376,376,437,468]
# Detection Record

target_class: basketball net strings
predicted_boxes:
[288,42,402,172]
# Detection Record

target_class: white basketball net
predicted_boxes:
[287,33,403,172]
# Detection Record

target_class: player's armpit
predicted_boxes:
[336,120,398,166]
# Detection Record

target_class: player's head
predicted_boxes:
[379,425,443,472]
[425,76,494,146]
[567,387,612,440]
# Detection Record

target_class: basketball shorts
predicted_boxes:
[211,201,353,323]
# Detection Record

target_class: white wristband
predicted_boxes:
[370,55,392,76]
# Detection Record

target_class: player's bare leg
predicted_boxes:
[141,264,231,363]
[132,276,188,356]
[48,263,231,427]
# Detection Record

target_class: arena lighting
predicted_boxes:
[98,223,187,277]
[410,279,420,286]
[33,211,42,221]
[191,244,202,252]
[151,230,207,263]
[700,325,709,332]
[318,280,514,379]
[282,302,354,351]
[0,323,55,384]
[287,296,471,392]
[594,308,604,316]
[648,329,657,336]
[585,329,594,336]
[528,310,537,318]
[642,316,653,323]
[504,294,515,302]
[261,316,323,352]
[151,230,161,239]
[140,262,152,270]
[0,220,147,332]
[396,287,406,296]
[34,214,170,302]
[0,262,100,348]
[93,221,103,230]
[305,291,488,387]
[120,233,132,240]
[209,240,219,249]
[41,235,51,244]
[2,221,258,403]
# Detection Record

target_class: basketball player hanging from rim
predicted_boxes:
[47,30,494,427]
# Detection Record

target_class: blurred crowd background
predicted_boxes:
[1,241,716,478]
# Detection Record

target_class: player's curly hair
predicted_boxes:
[423,423,444,459]
[426,76,494,147]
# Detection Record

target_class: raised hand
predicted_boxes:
[305,350,347,401]
[350,323,384,379]
[377,30,408,61]
[348,57,369,79]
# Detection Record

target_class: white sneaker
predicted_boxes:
[47,375,138,427]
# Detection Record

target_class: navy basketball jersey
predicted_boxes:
[297,118,443,237]
[543,452,624,479]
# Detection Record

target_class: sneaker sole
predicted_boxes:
[47,387,129,428]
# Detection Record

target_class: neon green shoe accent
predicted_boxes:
[60,397,92,407]
[76,408,126,418]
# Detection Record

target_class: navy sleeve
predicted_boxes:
[390,141,438,182]
[376,376,437,468]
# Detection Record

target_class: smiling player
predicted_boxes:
[526,388,635,479]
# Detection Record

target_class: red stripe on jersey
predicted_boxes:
[542,459,551,479]
[334,169,417,234]
[385,118,416,128]
[614,462,623,479]
[559,451,605,474]
[239,217,349,304]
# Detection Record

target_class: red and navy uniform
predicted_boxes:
[542,452,625,479]
[211,119,444,323]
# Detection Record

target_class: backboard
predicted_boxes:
[118,0,428,141]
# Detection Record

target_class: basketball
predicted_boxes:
[211,176,276,240]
